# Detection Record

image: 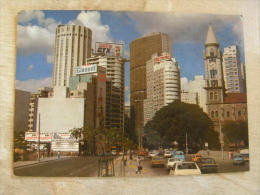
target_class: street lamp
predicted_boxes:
[134,99,143,151]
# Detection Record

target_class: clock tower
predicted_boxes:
[203,24,225,106]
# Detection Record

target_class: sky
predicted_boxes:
[15,11,245,105]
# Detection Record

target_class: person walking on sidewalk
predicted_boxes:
[136,157,142,174]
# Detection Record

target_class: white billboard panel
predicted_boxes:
[25,132,52,142]
[76,64,97,75]
[52,132,78,141]
[51,141,79,152]
[95,42,124,57]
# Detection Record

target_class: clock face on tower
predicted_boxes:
[209,61,216,68]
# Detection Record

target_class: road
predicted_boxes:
[14,155,249,177]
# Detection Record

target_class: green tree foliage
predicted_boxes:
[222,121,248,147]
[144,101,220,150]
[14,131,30,151]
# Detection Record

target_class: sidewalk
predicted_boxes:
[113,155,161,177]
[14,156,74,168]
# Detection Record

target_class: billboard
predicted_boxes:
[25,132,52,142]
[76,64,97,75]
[95,42,124,57]
[52,132,78,141]
[155,53,171,62]
[51,141,79,152]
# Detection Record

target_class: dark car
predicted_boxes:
[196,158,218,173]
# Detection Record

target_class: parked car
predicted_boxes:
[173,151,185,161]
[148,151,158,158]
[111,150,117,156]
[138,151,147,156]
[233,154,245,165]
[192,153,202,162]
[151,157,166,168]
[166,157,183,171]
[196,158,218,173]
[169,162,202,176]
[240,149,249,162]
[164,151,173,158]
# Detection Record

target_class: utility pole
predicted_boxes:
[186,132,188,154]
[38,113,41,162]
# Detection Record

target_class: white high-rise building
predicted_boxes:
[144,52,180,125]
[222,45,245,93]
[53,25,92,87]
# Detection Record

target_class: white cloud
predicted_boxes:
[124,86,129,92]
[15,77,52,92]
[126,13,243,44]
[17,25,55,55]
[26,64,34,72]
[181,77,189,92]
[69,11,113,46]
[46,55,54,64]
[124,93,130,106]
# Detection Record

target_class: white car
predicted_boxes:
[148,151,158,158]
[166,158,183,171]
[164,151,173,158]
[169,162,202,176]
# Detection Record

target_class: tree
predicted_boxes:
[144,101,220,150]
[222,121,248,148]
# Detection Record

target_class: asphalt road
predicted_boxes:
[14,155,249,177]
[14,156,100,177]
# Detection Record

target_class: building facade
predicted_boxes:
[144,53,180,125]
[203,24,247,137]
[222,45,245,93]
[14,90,30,132]
[28,87,52,132]
[130,32,172,135]
[86,54,125,129]
[53,25,92,87]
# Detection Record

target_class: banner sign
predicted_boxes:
[25,132,52,142]
[95,42,124,57]
[155,53,171,62]
[76,64,97,75]
[52,132,78,142]
[51,141,79,152]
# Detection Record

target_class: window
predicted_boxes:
[214,92,218,100]
[210,92,213,100]
[211,111,214,118]
[210,52,214,57]
[215,111,219,117]
[227,111,230,117]
[238,111,241,116]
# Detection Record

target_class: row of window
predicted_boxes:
[211,110,243,118]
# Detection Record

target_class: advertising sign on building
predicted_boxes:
[95,42,124,57]
[155,53,171,62]
[25,132,52,142]
[76,64,97,75]
[51,132,79,152]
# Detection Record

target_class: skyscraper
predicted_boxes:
[53,25,92,87]
[144,52,180,126]
[130,32,172,136]
[222,45,245,93]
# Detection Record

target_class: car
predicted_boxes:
[169,162,202,176]
[196,158,218,173]
[151,157,166,168]
[233,154,245,165]
[192,153,202,162]
[111,150,117,156]
[164,151,173,158]
[240,149,249,162]
[148,151,158,158]
[166,157,183,171]
[138,151,147,156]
[173,151,185,161]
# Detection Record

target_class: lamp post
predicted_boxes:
[134,99,142,151]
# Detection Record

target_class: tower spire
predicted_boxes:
[205,24,219,46]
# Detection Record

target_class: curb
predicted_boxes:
[14,156,74,168]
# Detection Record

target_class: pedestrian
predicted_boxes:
[57,151,60,158]
[228,151,232,160]
[207,149,210,155]
[136,157,142,174]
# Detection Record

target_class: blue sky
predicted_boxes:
[16,11,245,104]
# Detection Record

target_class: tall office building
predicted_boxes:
[144,53,180,125]
[53,25,92,87]
[130,32,172,135]
[86,54,125,129]
[222,45,245,93]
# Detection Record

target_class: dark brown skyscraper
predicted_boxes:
[130,32,172,146]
